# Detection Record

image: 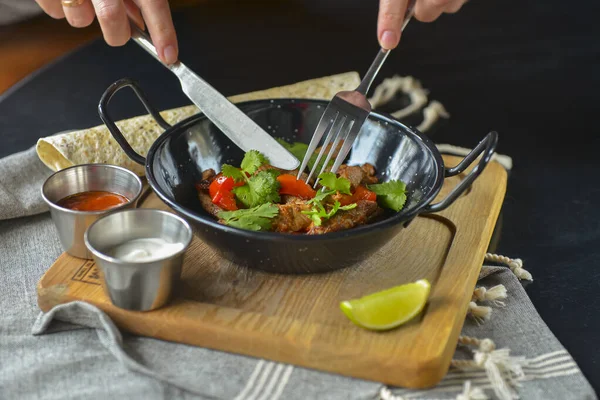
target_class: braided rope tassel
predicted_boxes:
[485,254,533,281]
[368,75,452,135]
[456,381,489,400]
[467,301,492,324]
[417,101,450,132]
[379,387,405,400]
[368,75,429,119]
[472,285,507,306]
[452,336,528,400]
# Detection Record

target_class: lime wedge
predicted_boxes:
[340,279,431,331]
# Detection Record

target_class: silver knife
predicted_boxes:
[129,21,300,170]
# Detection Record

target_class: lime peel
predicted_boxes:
[340,279,431,331]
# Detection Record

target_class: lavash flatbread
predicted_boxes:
[36,72,361,176]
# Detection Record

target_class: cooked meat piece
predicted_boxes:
[198,191,223,218]
[196,168,217,190]
[337,164,379,190]
[337,165,364,189]
[281,195,302,204]
[360,163,378,185]
[271,201,312,233]
[367,204,386,222]
[328,191,351,205]
[202,168,216,180]
[306,200,381,235]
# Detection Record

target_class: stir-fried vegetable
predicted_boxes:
[368,180,407,212]
[218,203,279,231]
[196,143,407,233]
[277,174,316,199]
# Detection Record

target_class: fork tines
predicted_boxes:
[297,96,370,187]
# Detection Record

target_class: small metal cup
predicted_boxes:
[41,164,143,259]
[84,209,192,311]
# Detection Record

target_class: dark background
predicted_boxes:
[0,0,598,391]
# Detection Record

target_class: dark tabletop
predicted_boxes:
[0,0,598,391]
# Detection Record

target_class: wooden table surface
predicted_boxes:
[0,0,206,95]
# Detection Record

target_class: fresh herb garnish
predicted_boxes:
[232,170,280,208]
[276,139,334,173]
[317,172,351,195]
[221,164,245,182]
[240,150,268,175]
[308,188,334,205]
[368,180,407,212]
[221,150,280,208]
[218,203,279,231]
[222,149,269,181]
[302,172,356,226]
[302,198,356,226]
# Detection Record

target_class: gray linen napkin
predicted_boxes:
[0,146,51,221]
[0,146,597,400]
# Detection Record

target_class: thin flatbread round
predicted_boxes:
[36,72,361,176]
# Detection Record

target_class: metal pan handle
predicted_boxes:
[98,78,172,166]
[421,131,498,214]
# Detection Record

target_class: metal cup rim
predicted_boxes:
[40,163,144,216]
[84,208,193,266]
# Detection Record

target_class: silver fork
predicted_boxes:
[298,0,416,186]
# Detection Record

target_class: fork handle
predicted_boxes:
[356,48,391,95]
[356,0,417,95]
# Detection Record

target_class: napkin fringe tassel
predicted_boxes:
[484,253,533,281]
[379,381,489,400]
[370,72,530,398]
[452,336,529,400]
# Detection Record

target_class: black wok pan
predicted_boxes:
[99,78,498,274]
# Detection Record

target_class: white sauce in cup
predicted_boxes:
[110,238,185,263]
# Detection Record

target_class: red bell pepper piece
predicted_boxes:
[208,173,243,211]
[352,185,377,202]
[336,185,377,206]
[277,174,316,199]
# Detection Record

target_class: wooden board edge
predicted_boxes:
[395,161,508,388]
[34,159,510,390]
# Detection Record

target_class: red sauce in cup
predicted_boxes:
[57,191,129,212]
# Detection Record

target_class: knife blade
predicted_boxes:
[129,21,300,171]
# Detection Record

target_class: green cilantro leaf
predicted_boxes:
[368,180,407,212]
[368,180,406,195]
[221,164,246,182]
[303,209,324,226]
[232,170,280,208]
[317,172,351,195]
[240,150,269,175]
[276,139,308,162]
[324,201,355,218]
[218,203,279,231]
[262,168,281,178]
[302,189,358,225]
[276,139,333,173]
[308,188,335,205]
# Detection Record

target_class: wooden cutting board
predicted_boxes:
[37,155,507,389]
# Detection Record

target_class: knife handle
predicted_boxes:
[129,19,177,69]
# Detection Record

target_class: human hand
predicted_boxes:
[35,0,178,64]
[378,0,468,49]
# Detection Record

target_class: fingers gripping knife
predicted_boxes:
[128,20,300,171]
